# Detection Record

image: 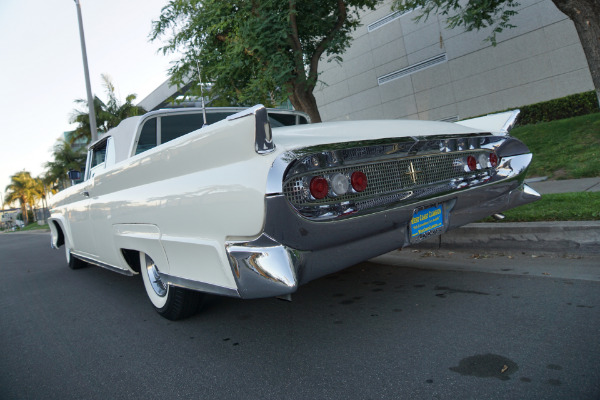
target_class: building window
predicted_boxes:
[378,54,447,85]
[367,10,412,32]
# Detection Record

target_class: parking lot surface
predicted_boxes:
[2,232,599,399]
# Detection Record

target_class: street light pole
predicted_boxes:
[74,0,98,143]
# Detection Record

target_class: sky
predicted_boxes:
[0,0,175,204]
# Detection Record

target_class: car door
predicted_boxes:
[66,147,100,258]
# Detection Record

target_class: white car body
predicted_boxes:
[49,105,539,319]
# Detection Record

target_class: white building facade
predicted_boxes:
[313,0,594,122]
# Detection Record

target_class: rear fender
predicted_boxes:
[112,224,170,275]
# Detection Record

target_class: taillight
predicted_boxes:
[309,176,328,199]
[351,171,368,192]
[490,153,499,168]
[466,155,477,171]
[330,173,350,196]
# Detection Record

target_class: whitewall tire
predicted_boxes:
[139,252,204,320]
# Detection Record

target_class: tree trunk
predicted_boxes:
[552,0,600,106]
[20,201,28,225]
[288,84,323,123]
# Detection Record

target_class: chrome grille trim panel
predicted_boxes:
[273,134,528,221]
[283,150,492,207]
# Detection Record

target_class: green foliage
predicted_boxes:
[44,140,87,191]
[151,0,381,120]
[18,223,50,232]
[510,113,600,179]
[482,192,600,222]
[69,75,146,145]
[392,0,520,44]
[4,171,44,225]
[516,91,599,126]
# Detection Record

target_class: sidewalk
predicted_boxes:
[413,177,600,254]
[526,176,600,194]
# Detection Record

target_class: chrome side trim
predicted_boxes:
[70,252,134,276]
[254,106,275,154]
[226,105,274,154]
[158,272,240,298]
[266,155,293,194]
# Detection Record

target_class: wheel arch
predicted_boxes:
[112,224,170,276]
[121,249,142,273]
[49,217,69,249]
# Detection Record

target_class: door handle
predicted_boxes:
[82,191,90,197]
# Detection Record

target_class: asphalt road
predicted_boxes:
[2,232,599,399]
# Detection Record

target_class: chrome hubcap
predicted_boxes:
[145,255,167,297]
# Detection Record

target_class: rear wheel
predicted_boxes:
[140,253,204,320]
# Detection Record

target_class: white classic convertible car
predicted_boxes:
[49,105,539,319]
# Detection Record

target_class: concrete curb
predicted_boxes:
[413,221,600,254]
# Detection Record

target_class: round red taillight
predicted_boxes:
[489,153,499,168]
[351,171,368,192]
[310,176,329,199]
[467,155,477,171]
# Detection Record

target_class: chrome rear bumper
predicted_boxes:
[226,154,540,298]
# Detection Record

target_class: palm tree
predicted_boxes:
[29,176,48,223]
[68,96,107,145]
[44,140,87,191]
[4,171,37,225]
[68,74,146,145]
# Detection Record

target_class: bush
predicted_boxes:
[517,91,599,126]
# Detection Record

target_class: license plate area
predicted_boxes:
[410,203,445,243]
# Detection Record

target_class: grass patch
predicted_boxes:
[3,223,50,232]
[21,223,49,231]
[481,192,600,222]
[510,112,600,179]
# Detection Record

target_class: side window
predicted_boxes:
[204,112,233,125]
[268,113,296,127]
[87,139,109,179]
[161,114,205,145]
[135,118,158,155]
[91,142,107,168]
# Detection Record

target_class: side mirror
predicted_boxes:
[67,170,82,180]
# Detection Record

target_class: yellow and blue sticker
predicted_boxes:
[411,204,444,238]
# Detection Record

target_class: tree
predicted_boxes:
[392,0,600,106]
[151,0,382,123]
[4,171,38,225]
[69,74,147,145]
[44,140,87,191]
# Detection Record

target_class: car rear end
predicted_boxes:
[225,117,540,299]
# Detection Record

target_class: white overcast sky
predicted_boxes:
[0,0,174,201]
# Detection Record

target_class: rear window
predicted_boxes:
[135,110,309,155]
[161,114,205,144]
